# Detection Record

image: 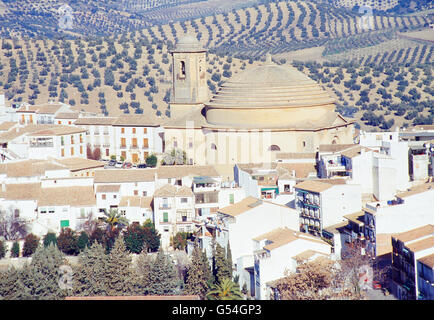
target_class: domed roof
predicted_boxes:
[206,57,334,110]
[174,34,205,52]
[203,56,343,129]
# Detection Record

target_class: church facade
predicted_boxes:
[163,35,355,166]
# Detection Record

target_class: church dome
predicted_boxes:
[204,56,339,129]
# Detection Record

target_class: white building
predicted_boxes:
[391,225,434,300]
[210,197,299,295]
[118,196,153,225]
[253,227,331,299]
[295,179,362,236]
[153,184,195,250]
[74,116,118,160]
[364,182,434,258]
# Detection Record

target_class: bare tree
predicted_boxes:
[0,207,28,241]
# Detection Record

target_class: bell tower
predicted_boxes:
[170,34,208,119]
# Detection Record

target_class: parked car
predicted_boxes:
[137,163,147,168]
[115,161,123,168]
[108,160,116,166]
[122,162,132,169]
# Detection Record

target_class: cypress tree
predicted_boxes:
[226,242,233,280]
[184,242,210,299]
[134,251,153,294]
[105,235,134,296]
[74,242,108,296]
[0,267,32,300]
[146,249,179,295]
[213,243,232,284]
[21,244,69,300]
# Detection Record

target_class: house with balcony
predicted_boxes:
[363,182,434,259]
[294,179,362,237]
[235,162,317,201]
[391,225,434,300]
[113,115,164,164]
[204,197,299,296]
[417,253,434,300]
[153,184,195,250]
[317,144,357,179]
[252,227,331,299]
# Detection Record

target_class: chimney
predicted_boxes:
[2,182,5,192]
[127,199,130,207]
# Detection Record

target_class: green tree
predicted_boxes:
[0,240,6,259]
[206,278,243,300]
[43,232,57,248]
[21,244,70,300]
[22,233,40,257]
[11,241,20,257]
[145,154,158,167]
[133,252,153,294]
[0,267,32,300]
[104,236,135,296]
[57,228,79,255]
[123,223,146,254]
[146,249,179,295]
[184,242,211,299]
[171,232,189,250]
[213,243,232,284]
[74,242,108,296]
[77,231,89,251]
[143,220,160,252]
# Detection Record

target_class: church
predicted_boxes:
[163,35,355,167]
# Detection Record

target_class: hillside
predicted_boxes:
[0,0,432,131]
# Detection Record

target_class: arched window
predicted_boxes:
[332,136,340,145]
[268,145,281,151]
[210,143,217,150]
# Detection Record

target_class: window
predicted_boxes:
[71,147,74,156]
[302,141,306,147]
[132,138,138,148]
[229,194,234,204]
[80,146,83,154]
[143,191,147,196]
[143,128,147,134]
[71,136,74,144]
[102,194,106,200]
[121,128,125,134]
[181,198,188,203]
[106,148,109,156]
[143,138,148,148]
[121,138,126,147]
[68,121,72,125]
[180,61,186,77]
[163,212,168,223]
[134,190,138,196]
[80,134,83,143]
[40,208,47,214]
[113,195,117,199]
[268,145,281,151]
[132,128,136,134]
[61,136,64,146]
[61,149,64,157]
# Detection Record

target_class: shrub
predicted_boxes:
[43,232,57,247]
[145,154,157,167]
[0,240,6,259]
[22,233,40,257]
[11,241,20,257]
[123,223,146,254]
[57,228,79,255]
[77,231,89,251]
